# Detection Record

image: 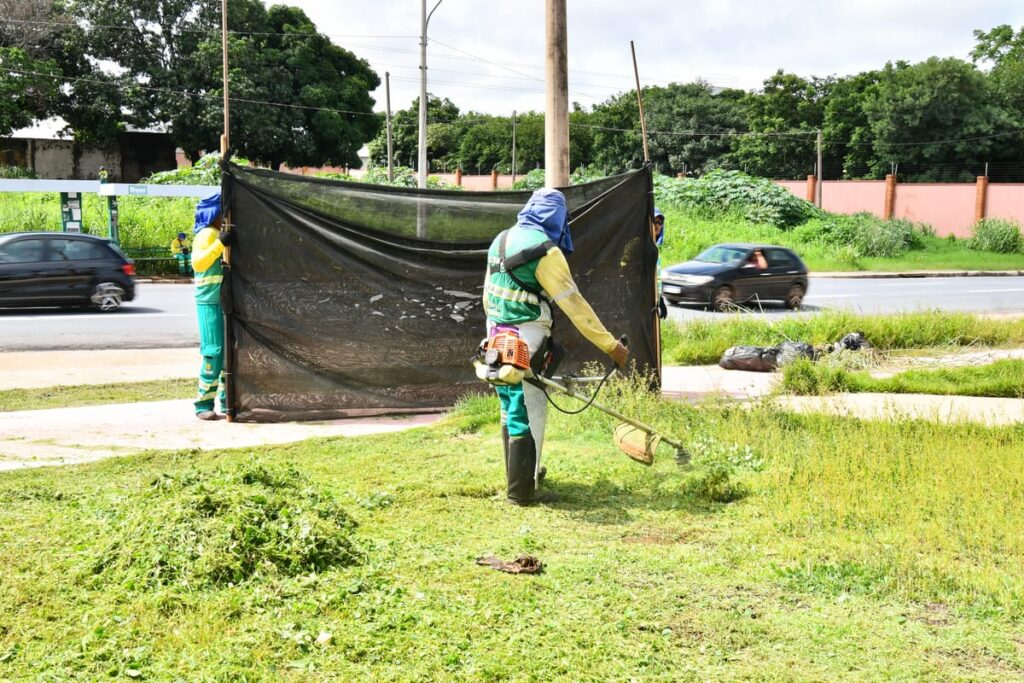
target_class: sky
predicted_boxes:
[283,0,1024,116]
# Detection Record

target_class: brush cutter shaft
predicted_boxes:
[528,374,686,453]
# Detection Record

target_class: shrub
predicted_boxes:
[0,166,36,179]
[969,218,1023,254]
[512,168,545,191]
[655,170,819,228]
[794,212,925,258]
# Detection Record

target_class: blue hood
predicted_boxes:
[516,188,572,255]
[653,206,665,246]
[193,192,222,235]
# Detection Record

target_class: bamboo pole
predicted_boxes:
[220,0,236,422]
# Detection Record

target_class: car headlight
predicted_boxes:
[679,275,714,285]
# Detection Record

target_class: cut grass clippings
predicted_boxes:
[0,378,193,412]
[783,357,1024,398]
[1,389,1023,681]
[662,310,1024,366]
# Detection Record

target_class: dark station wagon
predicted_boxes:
[661,243,809,311]
[0,232,136,311]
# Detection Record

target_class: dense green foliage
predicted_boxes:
[656,170,819,228]
[783,357,1024,399]
[969,218,1023,254]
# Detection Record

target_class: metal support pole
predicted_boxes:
[511,110,517,186]
[418,0,443,189]
[815,129,823,208]
[385,71,394,182]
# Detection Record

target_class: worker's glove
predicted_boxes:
[609,341,629,369]
[217,228,236,247]
[657,296,668,320]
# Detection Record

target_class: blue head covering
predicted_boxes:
[653,206,665,246]
[193,192,222,235]
[516,188,572,255]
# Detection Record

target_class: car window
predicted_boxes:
[695,246,748,264]
[50,238,110,261]
[0,239,47,264]
[766,249,794,268]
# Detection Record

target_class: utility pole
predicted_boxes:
[418,0,443,189]
[511,110,517,186]
[815,129,823,208]
[385,71,394,182]
[544,0,569,187]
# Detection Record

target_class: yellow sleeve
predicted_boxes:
[191,228,224,272]
[535,247,618,354]
[169,239,181,255]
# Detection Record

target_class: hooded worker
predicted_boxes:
[190,192,235,420]
[653,207,668,319]
[483,188,629,505]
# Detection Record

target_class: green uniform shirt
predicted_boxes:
[485,228,550,324]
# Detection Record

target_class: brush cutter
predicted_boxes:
[527,370,689,467]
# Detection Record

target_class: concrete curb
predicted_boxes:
[812,270,1024,279]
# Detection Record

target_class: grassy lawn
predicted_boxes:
[662,310,1024,366]
[1,390,1023,681]
[0,379,192,412]
[658,207,1024,273]
[782,358,1024,398]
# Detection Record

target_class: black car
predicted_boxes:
[661,243,808,311]
[0,232,136,311]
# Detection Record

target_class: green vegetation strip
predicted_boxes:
[662,310,1024,366]
[783,358,1024,398]
[1,388,1023,680]
[0,378,192,412]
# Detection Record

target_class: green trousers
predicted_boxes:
[175,253,191,275]
[195,301,226,414]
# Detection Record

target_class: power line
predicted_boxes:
[5,68,386,118]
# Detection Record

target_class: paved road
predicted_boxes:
[0,282,196,351]
[1,277,1022,351]
[668,275,1024,322]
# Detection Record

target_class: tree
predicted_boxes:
[821,70,881,178]
[972,25,1024,168]
[864,58,1017,181]
[55,0,381,168]
[729,70,830,179]
[0,49,60,137]
[643,81,747,176]
[367,95,459,170]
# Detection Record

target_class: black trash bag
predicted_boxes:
[775,341,816,366]
[719,345,779,372]
[836,331,873,351]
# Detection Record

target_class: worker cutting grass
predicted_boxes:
[477,188,630,505]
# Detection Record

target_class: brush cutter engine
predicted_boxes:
[474,329,532,385]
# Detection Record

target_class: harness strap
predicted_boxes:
[498,229,554,301]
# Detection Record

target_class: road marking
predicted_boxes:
[967,288,1024,293]
[805,293,860,298]
[0,313,188,321]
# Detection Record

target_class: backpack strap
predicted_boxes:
[498,229,554,299]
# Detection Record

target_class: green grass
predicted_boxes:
[0,192,195,249]
[783,358,1024,398]
[0,379,192,412]
[662,310,1024,366]
[1,390,1024,681]
[658,207,1024,272]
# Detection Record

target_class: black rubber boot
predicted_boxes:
[506,433,537,506]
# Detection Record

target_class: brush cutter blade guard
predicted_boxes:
[613,423,658,466]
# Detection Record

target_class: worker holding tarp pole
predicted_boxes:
[480,189,629,505]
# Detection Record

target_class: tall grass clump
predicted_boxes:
[969,218,1023,254]
[793,212,926,258]
[662,310,1024,365]
[89,461,361,589]
[783,358,1024,398]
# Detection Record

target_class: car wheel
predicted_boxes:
[711,285,735,312]
[90,281,125,311]
[785,283,805,310]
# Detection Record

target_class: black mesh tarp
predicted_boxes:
[222,164,658,422]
